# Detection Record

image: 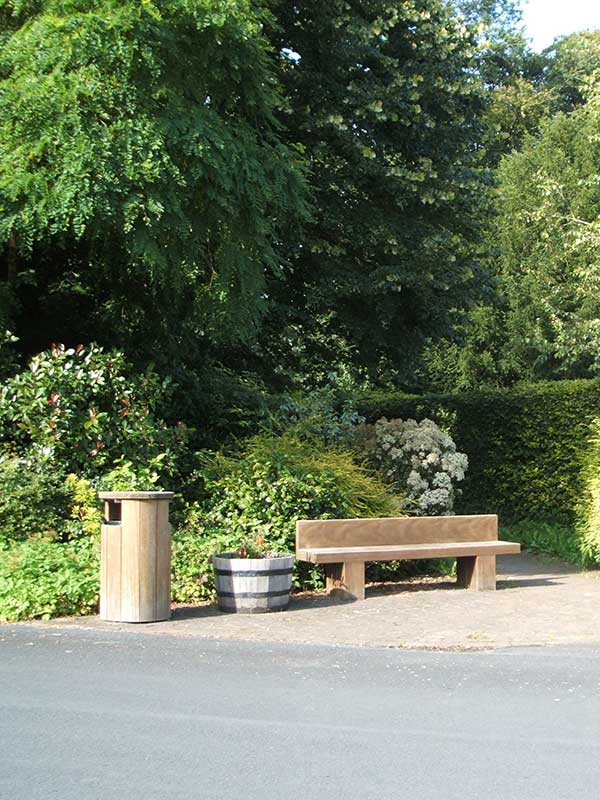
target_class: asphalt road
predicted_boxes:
[2,626,600,800]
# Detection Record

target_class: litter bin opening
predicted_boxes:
[104,499,122,524]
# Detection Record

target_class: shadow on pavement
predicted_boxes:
[169,554,588,621]
[171,592,354,620]
[497,576,563,589]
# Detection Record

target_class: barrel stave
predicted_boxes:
[213,554,294,614]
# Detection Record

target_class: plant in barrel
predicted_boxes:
[212,535,295,614]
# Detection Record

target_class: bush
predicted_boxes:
[171,522,241,604]
[357,417,468,515]
[182,433,403,590]
[0,329,18,381]
[63,473,102,540]
[0,343,187,480]
[170,364,272,451]
[357,378,600,523]
[501,520,585,565]
[577,420,600,563]
[200,434,402,542]
[0,454,70,544]
[0,538,99,622]
[272,388,364,447]
[0,454,102,546]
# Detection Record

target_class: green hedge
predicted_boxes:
[577,419,600,562]
[357,379,600,524]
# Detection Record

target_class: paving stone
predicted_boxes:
[21,554,600,650]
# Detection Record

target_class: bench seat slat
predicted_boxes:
[298,540,521,564]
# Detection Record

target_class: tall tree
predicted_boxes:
[453,0,529,86]
[544,30,600,112]
[417,23,600,391]
[494,91,600,380]
[453,1,552,165]
[250,0,490,386]
[0,0,307,364]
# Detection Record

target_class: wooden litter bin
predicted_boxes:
[99,491,174,623]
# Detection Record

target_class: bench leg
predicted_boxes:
[325,562,365,600]
[456,555,496,591]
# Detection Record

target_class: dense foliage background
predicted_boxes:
[1,0,600,620]
[358,379,600,523]
[0,0,307,368]
[3,2,599,392]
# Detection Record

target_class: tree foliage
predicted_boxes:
[249,0,490,385]
[0,0,307,361]
[420,25,600,390]
[484,75,555,162]
[494,98,600,379]
[453,0,530,87]
[3,0,597,394]
[544,30,600,111]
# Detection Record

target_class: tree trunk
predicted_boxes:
[6,230,18,282]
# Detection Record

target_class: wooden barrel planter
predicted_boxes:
[212,553,295,613]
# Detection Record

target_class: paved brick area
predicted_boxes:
[23,554,600,649]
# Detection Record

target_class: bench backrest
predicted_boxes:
[296,515,498,550]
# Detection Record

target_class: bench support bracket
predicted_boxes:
[456,555,496,591]
[325,561,365,600]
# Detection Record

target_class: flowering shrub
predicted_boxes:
[362,417,468,516]
[0,343,187,479]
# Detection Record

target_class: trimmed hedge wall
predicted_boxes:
[577,420,600,562]
[357,379,600,524]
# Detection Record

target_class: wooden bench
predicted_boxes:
[296,515,520,600]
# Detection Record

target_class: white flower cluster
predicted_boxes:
[372,417,468,516]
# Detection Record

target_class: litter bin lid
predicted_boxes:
[98,491,175,501]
